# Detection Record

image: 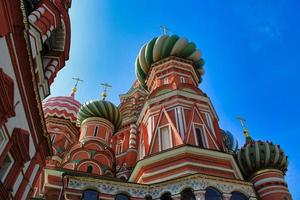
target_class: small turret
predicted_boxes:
[235,118,291,200]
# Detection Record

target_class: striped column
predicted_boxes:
[129,124,137,149]
[250,169,292,200]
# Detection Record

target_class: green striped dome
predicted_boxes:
[135,34,205,89]
[237,140,288,178]
[77,100,122,131]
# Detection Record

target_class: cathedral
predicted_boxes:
[0,0,292,200]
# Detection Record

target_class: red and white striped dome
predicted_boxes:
[43,96,81,123]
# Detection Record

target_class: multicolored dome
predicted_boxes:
[135,34,205,89]
[221,130,238,153]
[77,100,122,131]
[43,96,81,123]
[236,140,288,178]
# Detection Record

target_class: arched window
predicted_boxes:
[180,188,196,200]
[115,193,130,200]
[230,192,248,200]
[87,165,93,173]
[82,190,99,200]
[205,187,222,200]
[160,192,173,200]
[145,195,153,200]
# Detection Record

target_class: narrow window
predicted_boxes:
[147,116,153,144]
[0,128,7,153]
[180,76,185,83]
[87,165,93,173]
[176,107,185,139]
[195,127,205,148]
[160,126,171,150]
[93,126,98,137]
[163,77,168,85]
[105,129,109,142]
[64,140,68,150]
[140,141,145,159]
[51,134,56,144]
[0,153,14,181]
[205,113,215,136]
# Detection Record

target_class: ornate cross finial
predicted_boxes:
[236,116,251,141]
[100,82,112,100]
[160,25,170,35]
[71,77,83,97]
[236,116,247,130]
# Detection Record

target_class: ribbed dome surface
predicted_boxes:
[135,34,205,89]
[221,130,238,153]
[77,100,122,131]
[43,96,81,123]
[236,140,288,178]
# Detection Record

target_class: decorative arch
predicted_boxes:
[205,187,223,200]
[71,150,89,160]
[180,188,195,200]
[115,192,131,200]
[76,160,102,175]
[230,191,248,200]
[160,191,173,200]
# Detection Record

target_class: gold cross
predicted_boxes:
[100,82,112,100]
[71,77,83,97]
[236,116,246,130]
[160,25,170,35]
[236,116,250,137]
[72,77,83,88]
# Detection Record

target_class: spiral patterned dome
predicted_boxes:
[236,140,288,178]
[135,34,205,89]
[77,100,122,131]
[43,96,81,123]
[221,130,238,153]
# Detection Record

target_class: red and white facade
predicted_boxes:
[0,1,292,199]
[0,0,71,199]
[31,56,292,200]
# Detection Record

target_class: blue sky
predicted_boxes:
[50,0,300,198]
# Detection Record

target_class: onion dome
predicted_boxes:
[221,130,238,153]
[135,34,205,89]
[77,100,122,131]
[236,131,288,178]
[43,95,81,123]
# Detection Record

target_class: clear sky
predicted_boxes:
[50,0,300,198]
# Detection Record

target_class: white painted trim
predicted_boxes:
[129,145,244,181]
[254,177,285,187]
[260,189,290,198]
[142,161,234,178]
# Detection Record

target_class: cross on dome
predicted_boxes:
[236,116,252,143]
[71,77,83,97]
[160,25,170,35]
[100,82,112,100]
